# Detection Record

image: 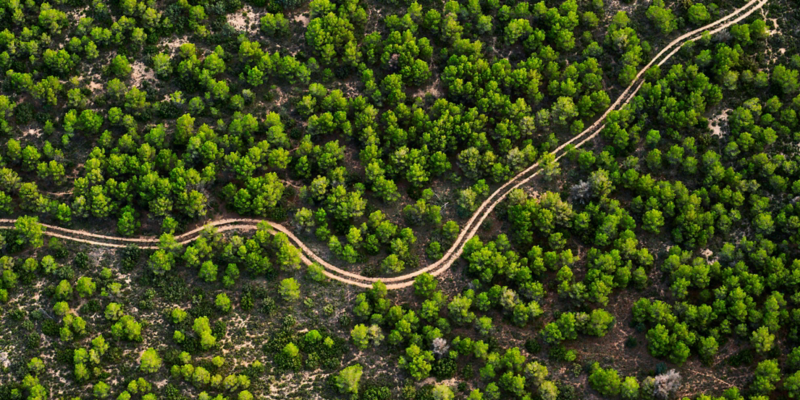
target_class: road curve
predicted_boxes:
[0,0,769,289]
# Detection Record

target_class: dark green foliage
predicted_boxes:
[548,345,568,361]
[261,297,277,315]
[432,357,456,379]
[300,332,345,370]
[728,349,755,367]
[41,319,60,337]
[73,252,90,270]
[278,0,303,10]
[241,291,254,311]
[15,103,33,125]
[557,384,579,400]
[212,320,227,339]
[26,332,40,348]
[414,385,435,400]
[524,339,541,354]
[55,347,74,364]
[80,299,102,314]
[154,274,190,303]
[8,308,24,320]
[263,328,297,354]
[162,384,190,400]
[359,384,392,400]
[119,245,141,273]
[189,292,216,318]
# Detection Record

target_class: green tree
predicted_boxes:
[27,357,44,375]
[620,376,639,399]
[753,359,780,395]
[772,65,799,94]
[414,273,438,298]
[15,216,45,248]
[55,279,72,300]
[399,344,434,380]
[215,293,232,312]
[588,364,621,397]
[149,250,174,275]
[642,209,664,233]
[274,232,302,271]
[698,336,718,363]
[112,315,143,341]
[448,294,475,325]
[583,309,615,337]
[279,278,300,302]
[118,212,138,236]
[261,13,289,36]
[192,316,216,350]
[381,74,405,107]
[199,261,218,282]
[76,277,96,298]
[94,381,111,398]
[687,4,710,25]
[139,348,162,373]
[432,384,455,400]
[382,254,405,273]
[110,55,132,77]
[751,326,775,354]
[646,0,676,34]
[646,324,670,357]
[53,301,69,316]
[540,153,561,181]
[442,221,459,243]
[785,370,800,398]
[335,364,363,395]
[105,303,123,321]
[351,324,370,349]
[540,381,559,400]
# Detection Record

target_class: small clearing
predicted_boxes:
[161,35,191,56]
[293,13,310,27]
[227,4,262,35]
[131,61,155,87]
[413,77,443,99]
[708,108,732,137]
[22,127,43,138]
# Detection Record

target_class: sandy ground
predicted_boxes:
[67,5,90,23]
[161,35,191,56]
[131,61,155,87]
[293,14,309,27]
[227,4,262,35]
[413,77,443,99]
[708,108,732,137]
[22,127,43,138]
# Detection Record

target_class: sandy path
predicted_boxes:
[0,0,769,289]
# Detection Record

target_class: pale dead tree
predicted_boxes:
[570,180,592,204]
[653,369,681,399]
[432,337,449,358]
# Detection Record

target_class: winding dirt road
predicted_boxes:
[0,0,770,289]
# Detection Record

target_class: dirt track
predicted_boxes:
[0,0,770,289]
